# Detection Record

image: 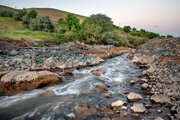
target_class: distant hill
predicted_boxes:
[0,5,86,22]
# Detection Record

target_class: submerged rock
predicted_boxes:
[130,103,146,113]
[127,92,143,102]
[91,69,105,76]
[74,106,97,120]
[95,83,108,91]
[1,70,62,93]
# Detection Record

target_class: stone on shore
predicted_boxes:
[1,70,61,93]
[141,83,149,90]
[150,94,171,105]
[130,103,146,113]
[111,100,125,107]
[127,92,143,102]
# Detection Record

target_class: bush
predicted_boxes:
[27,10,37,18]
[0,9,14,17]
[22,14,30,24]
[56,32,79,43]
[29,15,54,32]
[167,35,173,38]
[58,18,66,26]
[123,26,131,33]
[13,10,26,21]
[82,13,114,45]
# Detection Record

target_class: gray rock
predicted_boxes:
[130,103,146,113]
[141,83,149,90]
[127,92,143,102]
[155,117,164,120]
[9,50,18,56]
[111,100,125,107]
[150,94,171,105]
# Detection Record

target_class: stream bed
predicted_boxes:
[0,54,170,120]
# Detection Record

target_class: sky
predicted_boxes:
[0,0,180,37]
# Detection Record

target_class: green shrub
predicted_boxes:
[58,18,66,26]
[82,13,114,45]
[0,9,14,17]
[27,10,37,18]
[56,32,79,43]
[167,35,173,38]
[123,26,131,33]
[22,14,30,24]
[29,15,54,32]
[13,10,27,21]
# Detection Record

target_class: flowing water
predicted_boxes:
[0,54,149,120]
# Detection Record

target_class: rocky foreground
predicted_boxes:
[71,38,180,120]
[0,38,179,120]
[0,41,130,94]
[130,38,180,119]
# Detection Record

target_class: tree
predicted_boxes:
[13,10,27,21]
[82,14,114,45]
[167,35,173,38]
[132,27,136,31]
[27,10,37,18]
[123,26,131,33]
[22,10,37,24]
[65,14,81,32]
[0,9,14,17]
[29,15,54,32]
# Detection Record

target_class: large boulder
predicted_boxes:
[127,92,143,102]
[130,103,146,113]
[1,70,62,93]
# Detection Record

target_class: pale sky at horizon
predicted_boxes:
[0,0,180,37]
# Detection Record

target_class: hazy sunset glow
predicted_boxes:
[1,0,180,36]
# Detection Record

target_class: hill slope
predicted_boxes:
[0,5,86,22]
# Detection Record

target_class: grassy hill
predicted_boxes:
[0,5,86,23]
[0,5,148,47]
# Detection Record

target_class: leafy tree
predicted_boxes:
[27,10,37,18]
[0,9,14,17]
[82,13,114,45]
[22,10,37,24]
[123,26,131,33]
[65,14,81,32]
[132,27,136,31]
[167,35,173,38]
[29,15,54,32]
[13,10,27,21]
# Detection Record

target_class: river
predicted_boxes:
[0,53,168,120]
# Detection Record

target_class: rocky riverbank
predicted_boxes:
[129,38,180,120]
[0,41,130,94]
